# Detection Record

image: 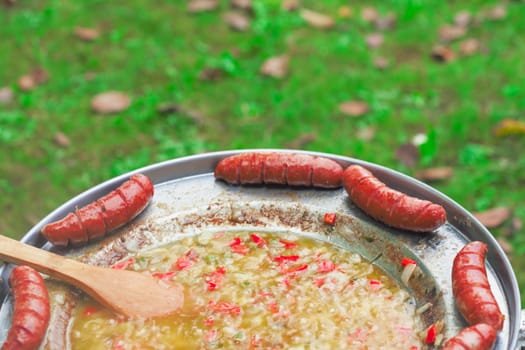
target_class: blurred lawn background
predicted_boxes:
[1,1,524,301]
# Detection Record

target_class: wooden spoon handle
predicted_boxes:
[0,235,84,284]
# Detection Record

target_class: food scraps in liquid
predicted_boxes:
[69,231,424,349]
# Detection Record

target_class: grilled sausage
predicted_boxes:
[1,266,50,350]
[442,323,497,350]
[214,152,344,188]
[342,164,446,232]
[41,173,154,246]
[452,241,505,331]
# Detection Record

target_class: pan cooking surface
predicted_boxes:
[0,150,520,349]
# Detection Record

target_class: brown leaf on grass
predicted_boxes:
[365,33,384,49]
[497,238,513,254]
[188,0,218,13]
[438,24,466,42]
[454,10,472,27]
[414,167,454,182]
[473,207,512,228]
[0,86,14,105]
[199,67,226,81]
[91,91,131,114]
[300,9,335,29]
[230,0,252,11]
[17,68,49,91]
[356,126,376,141]
[285,132,317,149]
[484,5,507,21]
[339,101,370,117]
[361,6,379,23]
[223,11,251,31]
[395,143,420,168]
[493,119,525,137]
[260,55,290,79]
[281,0,300,11]
[374,13,397,31]
[74,27,100,41]
[431,45,456,63]
[156,103,182,115]
[338,6,353,19]
[460,38,480,56]
[373,56,390,70]
[54,132,71,148]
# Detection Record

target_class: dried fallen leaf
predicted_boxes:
[460,38,480,56]
[373,56,390,70]
[365,32,384,49]
[0,86,14,105]
[91,91,131,114]
[494,119,525,137]
[454,10,472,27]
[74,27,100,41]
[361,6,378,23]
[199,67,226,81]
[230,0,252,11]
[431,45,456,63]
[374,13,397,31]
[395,143,420,168]
[300,8,335,29]
[223,11,250,31]
[285,132,317,149]
[497,237,513,254]
[339,101,370,117]
[188,0,218,13]
[31,67,49,84]
[473,207,512,228]
[484,5,507,20]
[281,0,300,11]
[54,132,71,148]
[414,167,453,182]
[156,103,182,115]
[356,126,376,141]
[438,24,466,42]
[260,55,290,79]
[338,6,353,19]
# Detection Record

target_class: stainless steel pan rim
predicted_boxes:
[0,148,522,349]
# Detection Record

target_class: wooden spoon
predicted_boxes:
[0,235,184,319]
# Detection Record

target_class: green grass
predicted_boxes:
[1,0,525,301]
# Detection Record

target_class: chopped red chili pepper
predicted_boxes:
[279,239,298,249]
[204,316,214,327]
[151,271,177,280]
[208,301,241,315]
[369,279,382,291]
[173,249,199,271]
[274,255,300,263]
[410,347,419,350]
[250,233,266,247]
[111,257,135,270]
[205,266,227,291]
[317,260,336,273]
[323,213,337,225]
[401,257,417,267]
[204,328,217,342]
[82,305,98,317]
[284,263,308,275]
[230,237,249,255]
[425,324,437,344]
[314,277,325,288]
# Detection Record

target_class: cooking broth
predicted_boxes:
[69,230,424,349]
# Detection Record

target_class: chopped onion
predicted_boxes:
[416,302,432,315]
[401,262,417,285]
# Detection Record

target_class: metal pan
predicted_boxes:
[0,149,523,349]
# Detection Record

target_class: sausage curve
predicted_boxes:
[442,323,497,350]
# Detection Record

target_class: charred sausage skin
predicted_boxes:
[1,266,50,350]
[41,173,154,246]
[442,323,497,350]
[214,152,344,188]
[342,164,447,232]
[452,241,505,331]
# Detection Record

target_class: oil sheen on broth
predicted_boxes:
[69,231,423,349]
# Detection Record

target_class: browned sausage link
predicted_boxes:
[342,164,447,232]
[41,173,154,246]
[442,323,497,350]
[1,266,50,350]
[452,241,505,331]
[214,152,344,188]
